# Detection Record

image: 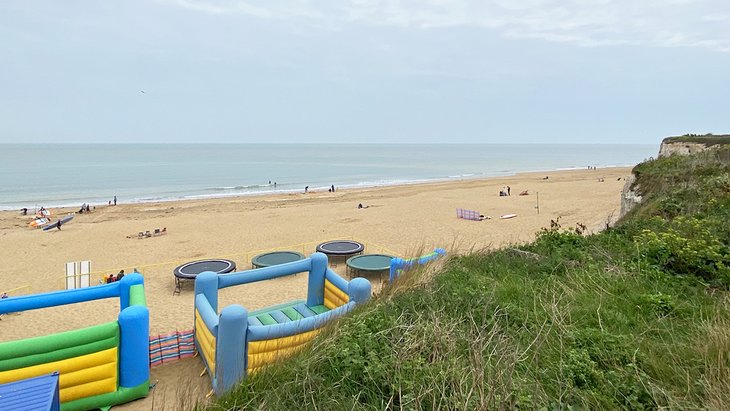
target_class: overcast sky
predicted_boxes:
[1,0,728,144]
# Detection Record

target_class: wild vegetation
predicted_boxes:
[207,147,730,410]
[664,134,730,146]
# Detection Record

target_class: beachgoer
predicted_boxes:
[86,204,90,212]
[56,219,62,230]
[268,180,271,185]
[113,196,117,206]
[358,203,363,209]
[116,270,125,281]
[20,208,27,215]
[304,186,309,193]
[543,176,549,180]
[507,186,511,196]
[331,185,335,192]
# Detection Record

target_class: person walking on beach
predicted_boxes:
[113,196,117,206]
[304,186,309,194]
[507,186,511,196]
[331,184,335,192]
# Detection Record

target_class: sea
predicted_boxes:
[0,144,657,211]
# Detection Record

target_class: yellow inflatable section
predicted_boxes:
[324,279,348,309]
[0,347,117,403]
[195,309,217,375]
[247,328,320,372]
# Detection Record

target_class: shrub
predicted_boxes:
[635,216,730,286]
[640,292,676,316]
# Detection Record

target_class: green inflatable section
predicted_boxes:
[61,380,150,411]
[0,322,119,371]
[257,314,277,325]
[249,300,304,316]
[310,305,329,315]
[281,307,304,321]
[129,284,146,307]
[0,336,118,371]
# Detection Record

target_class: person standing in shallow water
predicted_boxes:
[113,196,117,206]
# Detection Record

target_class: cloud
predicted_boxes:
[163,0,730,52]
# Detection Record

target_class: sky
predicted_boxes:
[0,0,728,144]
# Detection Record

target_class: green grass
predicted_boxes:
[206,147,730,410]
[663,134,730,146]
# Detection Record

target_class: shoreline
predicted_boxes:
[0,165,634,213]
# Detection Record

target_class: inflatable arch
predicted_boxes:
[194,252,371,395]
[0,274,150,411]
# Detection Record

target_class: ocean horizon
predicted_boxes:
[0,143,657,211]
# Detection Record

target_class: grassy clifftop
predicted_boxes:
[209,148,730,410]
[662,134,730,146]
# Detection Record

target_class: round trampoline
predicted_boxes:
[316,240,365,257]
[172,259,236,295]
[346,254,394,281]
[251,251,305,269]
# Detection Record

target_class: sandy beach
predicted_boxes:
[0,167,630,408]
[1,166,630,338]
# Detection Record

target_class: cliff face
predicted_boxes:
[619,174,641,218]
[620,135,728,218]
[659,134,730,158]
[658,141,712,158]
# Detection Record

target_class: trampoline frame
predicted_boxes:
[173,259,236,295]
[346,254,395,281]
[251,251,305,269]
[316,240,365,257]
